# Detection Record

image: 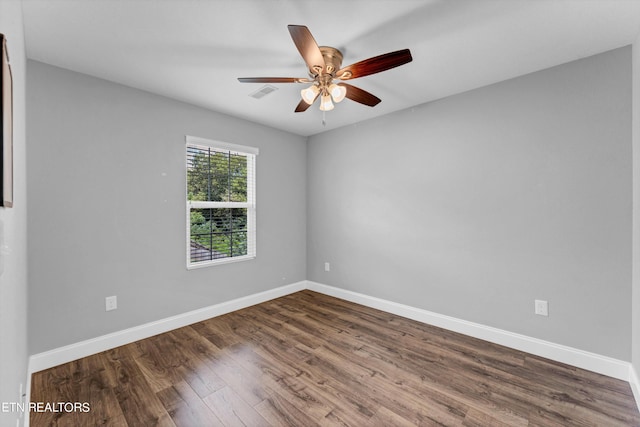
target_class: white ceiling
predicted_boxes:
[21,0,640,137]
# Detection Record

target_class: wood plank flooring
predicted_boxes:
[30,290,640,426]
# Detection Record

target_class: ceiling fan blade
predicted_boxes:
[337,49,412,80]
[288,25,325,75]
[238,77,308,83]
[295,100,311,113]
[339,83,381,107]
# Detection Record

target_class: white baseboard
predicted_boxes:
[28,279,637,399]
[630,365,640,412]
[28,281,306,375]
[306,281,632,382]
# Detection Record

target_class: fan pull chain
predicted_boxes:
[322,110,326,126]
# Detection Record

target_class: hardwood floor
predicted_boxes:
[31,290,640,426]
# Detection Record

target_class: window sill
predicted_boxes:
[187,254,256,270]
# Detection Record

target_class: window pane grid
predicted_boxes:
[187,147,250,203]
[189,208,248,262]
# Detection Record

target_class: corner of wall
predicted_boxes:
[631,30,640,409]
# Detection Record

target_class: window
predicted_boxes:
[186,136,258,268]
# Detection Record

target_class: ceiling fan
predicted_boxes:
[238,25,413,113]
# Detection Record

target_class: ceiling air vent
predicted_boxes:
[249,84,278,99]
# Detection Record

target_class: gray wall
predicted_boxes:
[0,1,28,425]
[308,47,632,360]
[27,61,307,354]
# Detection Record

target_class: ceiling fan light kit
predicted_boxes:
[238,25,412,114]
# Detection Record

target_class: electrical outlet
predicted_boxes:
[535,299,548,316]
[105,295,117,311]
[324,262,330,272]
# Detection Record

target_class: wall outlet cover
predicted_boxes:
[535,299,548,316]
[105,295,117,311]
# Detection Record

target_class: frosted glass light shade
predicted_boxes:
[319,94,334,111]
[329,83,347,103]
[300,85,320,104]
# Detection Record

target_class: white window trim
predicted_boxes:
[186,135,258,269]
[186,135,259,156]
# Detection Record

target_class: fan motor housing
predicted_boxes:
[314,46,343,76]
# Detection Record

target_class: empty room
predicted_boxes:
[3,0,640,425]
